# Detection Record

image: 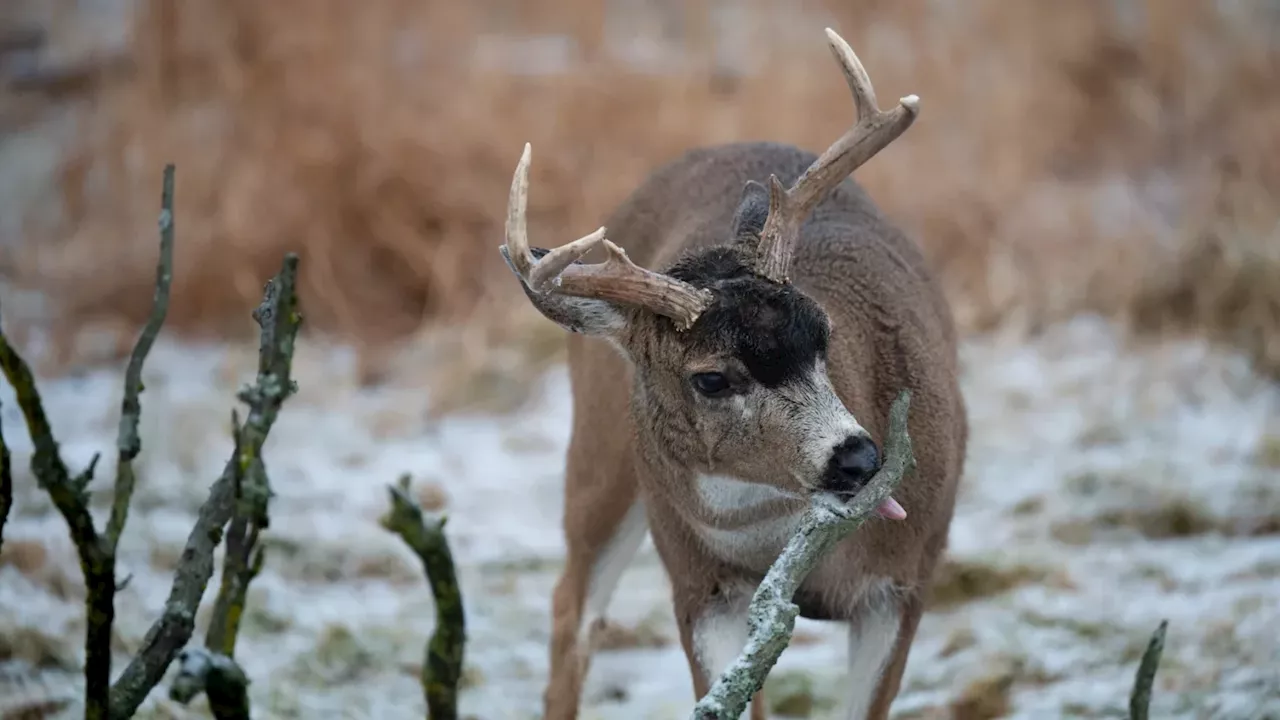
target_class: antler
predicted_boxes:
[754,28,921,284]
[501,143,714,331]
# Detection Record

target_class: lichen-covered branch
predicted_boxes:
[112,252,301,719]
[201,254,298,659]
[381,474,467,720]
[106,163,175,552]
[691,389,916,720]
[0,166,175,719]
[169,647,251,720]
[108,452,237,719]
[204,411,265,658]
[1128,619,1169,720]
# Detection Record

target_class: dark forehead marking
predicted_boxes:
[665,246,830,388]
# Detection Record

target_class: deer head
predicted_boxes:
[498,29,918,516]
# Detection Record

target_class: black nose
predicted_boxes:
[824,434,881,493]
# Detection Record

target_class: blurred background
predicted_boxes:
[1,0,1278,718]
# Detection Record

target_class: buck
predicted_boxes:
[498,28,967,720]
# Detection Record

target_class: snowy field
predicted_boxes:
[1,314,1278,719]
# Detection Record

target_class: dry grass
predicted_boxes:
[7,0,1280,377]
[926,557,1059,612]
[948,667,1015,720]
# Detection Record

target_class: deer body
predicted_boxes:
[500,30,967,720]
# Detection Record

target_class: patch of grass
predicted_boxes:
[1096,498,1218,539]
[764,670,838,718]
[1130,173,1280,380]
[1254,433,1280,470]
[480,554,565,574]
[1076,421,1127,448]
[0,538,48,576]
[294,623,380,685]
[260,534,423,584]
[0,625,79,671]
[949,666,1016,720]
[0,670,78,720]
[1021,611,1122,642]
[240,597,294,636]
[1064,471,1110,497]
[1055,493,1280,544]
[1049,519,1095,546]
[593,610,672,651]
[1228,558,1280,581]
[939,627,978,659]
[1133,563,1178,591]
[1011,497,1044,516]
[927,558,1056,611]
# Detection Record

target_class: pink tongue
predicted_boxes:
[875,496,907,520]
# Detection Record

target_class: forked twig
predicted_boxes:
[0,164,176,720]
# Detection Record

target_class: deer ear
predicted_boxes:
[732,179,771,241]
[500,245,628,337]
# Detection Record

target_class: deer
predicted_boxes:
[497,27,967,720]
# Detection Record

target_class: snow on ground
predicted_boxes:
[1,315,1279,719]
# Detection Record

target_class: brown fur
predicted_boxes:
[525,139,967,719]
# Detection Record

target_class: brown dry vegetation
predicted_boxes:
[7,0,1280,375]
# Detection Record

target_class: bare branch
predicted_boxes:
[200,254,300,658]
[0,162,180,719]
[691,389,915,720]
[169,647,251,720]
[111,252,301,718]
[107,163,175,551]
[381,474,467,720]
[0,292,116,720]
[1129,619,1169,720]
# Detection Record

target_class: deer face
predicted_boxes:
[629,249,884,497]
[509,242,882,499]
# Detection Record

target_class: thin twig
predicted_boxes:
[113,253,301,719]
[382,474,467,720]
[169,647,251,720]
[107,163,175,551]
[0,399,11,553]
[1128,619,1169,720]
[691,389,916,720]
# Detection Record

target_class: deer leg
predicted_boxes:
[856,592,924,720]
[670,576,768,720]
[543,461,647,720]
[835,584,917,720]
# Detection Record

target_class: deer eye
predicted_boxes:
[691,372,733,398]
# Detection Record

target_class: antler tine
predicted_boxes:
[502,143,606,292]
[498,143,714,331]
[503,142,537,279]
[554,240,714,331]
[754,28,921,284]
[826,27,879,125]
